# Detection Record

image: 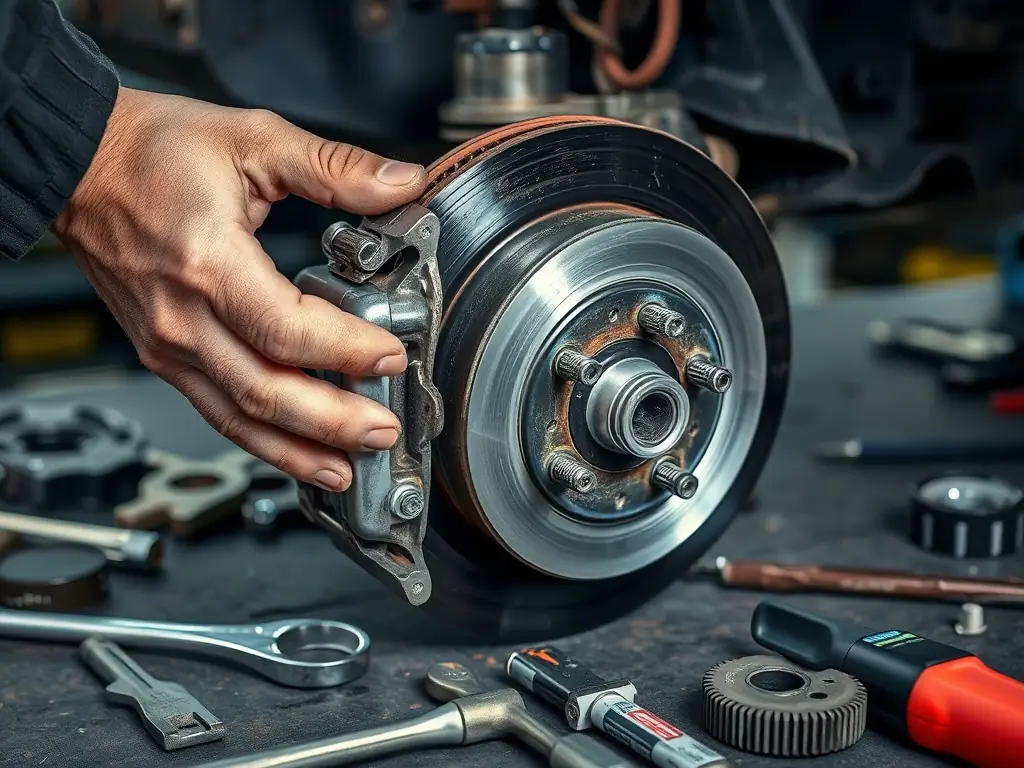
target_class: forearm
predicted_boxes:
[0,0,119,260]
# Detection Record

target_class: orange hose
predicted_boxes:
[597,0,681,90]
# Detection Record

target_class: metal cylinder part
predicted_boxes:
[323,221,384,274]
[452,27,568,106]
[686,355,733,394]
[651,459,698,500]
[0,511,162,570]
[637,303,686,338]
[585,357,690,459]
[546,453,597,494]
[552,348,602,385]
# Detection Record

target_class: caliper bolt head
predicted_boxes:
[322,221,385,273]
[638,302,686,339]
[389,482,424,520]
[547,452,598,494]
[552,348,603,386]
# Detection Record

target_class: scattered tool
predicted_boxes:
[0,608,370,688]
[752,599,1024,768]
[815,438,1024,463]
[866,318,1017,366]
[0,403,148,511]
[0,510,162,570]
[506,646,729,768]
[701,654,867,758]
[238,457,303,537]
[0,543,107,610]
[954,603,988,636]
[115,449,249,536]
[692,556,1024,605]
[80,637,224,750]
[911,473,1024,558]
[196,661,636,768]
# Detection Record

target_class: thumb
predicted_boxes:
[246,113,427,215]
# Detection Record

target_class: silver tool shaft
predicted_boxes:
[195,704,467,768]
[80,637,224,750]
[0,510,162,570]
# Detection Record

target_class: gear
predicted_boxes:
[702,654,867,758]
[0,403,147,512]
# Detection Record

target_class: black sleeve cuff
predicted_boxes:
[0,1,120,260]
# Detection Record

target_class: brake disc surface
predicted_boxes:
[300,117,789,640]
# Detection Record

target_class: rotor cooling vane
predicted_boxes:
[295,117,790,640]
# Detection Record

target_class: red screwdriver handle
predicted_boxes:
[908,657,1024,768]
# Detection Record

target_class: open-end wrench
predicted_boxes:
[195,662,637,768]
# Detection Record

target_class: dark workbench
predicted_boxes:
[2,278,1023,768]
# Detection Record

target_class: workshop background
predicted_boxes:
[4,2,1024,768]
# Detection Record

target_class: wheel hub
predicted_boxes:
[436,208,766,580]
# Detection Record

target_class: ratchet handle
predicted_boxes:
[908,657,1024,768]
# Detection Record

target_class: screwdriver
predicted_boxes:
[507,646,730,768]
[751,600,1024,768]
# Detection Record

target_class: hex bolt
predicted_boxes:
[552,348,602,386]
[685,355,733,394]
[637,303,686,339]
[954,603,987,636]
[322,221,385,273]
[389,482,424,521]
[546,452,597,494]
[651,458,698,499]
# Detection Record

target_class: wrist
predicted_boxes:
[53,86,142,243]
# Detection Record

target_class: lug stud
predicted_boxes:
[553,348,603,386]
[651,458,698,499]
[685,355,733,393]
[547,452,598,494]
[638,303,686,339]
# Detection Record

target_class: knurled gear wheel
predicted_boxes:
[702,654,867,758]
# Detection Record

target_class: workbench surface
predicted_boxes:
[2,278,1022,768]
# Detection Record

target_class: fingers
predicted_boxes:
[168,365,354,491]
[210,235,408,375]
[242,111,427,215]
[182,313,401,453]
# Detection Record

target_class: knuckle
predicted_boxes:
[235,378,281,422]
[259,313,302,362]
[318,413,352,447]
[214,413,249,444]
[137,348,168,376]
[249,108,284,136]
[315,141,365,182]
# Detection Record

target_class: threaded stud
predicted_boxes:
[652,458,698,499]
[638,303,686,338]
[547,452,597,494]
[553,348,602,386]
[685,355,733,393]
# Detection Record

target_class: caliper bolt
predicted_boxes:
[685,355,733,394]
[322,221,385,273]
[389,482,424,520]
[552,348,602,386]
[652,458,698,499]
[638,303,686,339]
[547,452,598,494]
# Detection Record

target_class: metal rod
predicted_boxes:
[194,705,466,767]
[0,510,162,569]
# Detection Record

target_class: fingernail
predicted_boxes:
[373,353,407,376]
[313,469,349,491]
[362,428,399,450]
[375,160,423,186]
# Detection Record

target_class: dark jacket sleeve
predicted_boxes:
[0,0,119,260]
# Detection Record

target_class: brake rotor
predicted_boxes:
[409,116,789,638]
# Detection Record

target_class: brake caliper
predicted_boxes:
[294,203,444,605]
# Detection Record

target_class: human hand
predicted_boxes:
[53,87,428,492]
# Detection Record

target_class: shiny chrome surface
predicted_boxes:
[463,216,767,579]
[585,357,690,458]
[0,608,370,689]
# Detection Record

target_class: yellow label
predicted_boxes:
[1,313,98,364]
